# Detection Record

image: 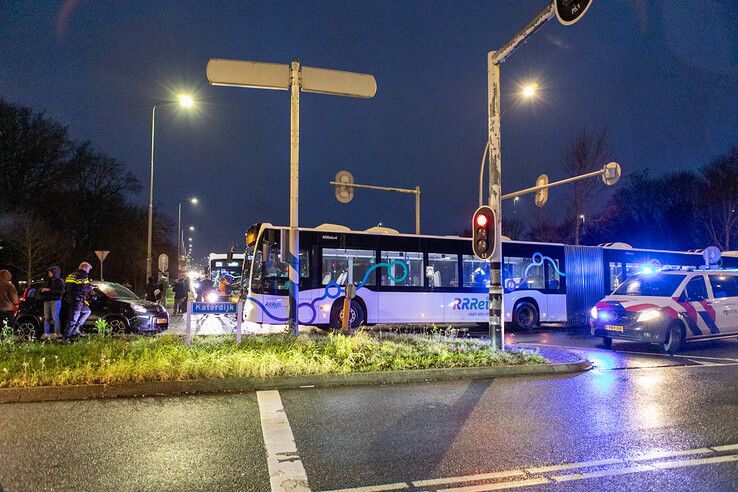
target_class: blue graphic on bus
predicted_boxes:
[504,252,565,291]
[246,260,408,324]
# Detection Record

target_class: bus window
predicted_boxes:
[427,253,459,287]
[609,262,624,290]
[321,248,376,286]
[462,255,489,288]
[503,256,545,290]
[251,240,308,294]
[381,251,423,287]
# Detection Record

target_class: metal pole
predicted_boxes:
[100,259,103,281]
[289,60,301,336]
[146,105,157,279]
[501,168,605,200]
[415,186,420,235]
[487,52,503,350]
[177,202,181,274]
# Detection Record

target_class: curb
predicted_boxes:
[0,358,591,404]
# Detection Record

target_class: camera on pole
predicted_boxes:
[472,206,496,259]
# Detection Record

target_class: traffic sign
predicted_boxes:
[335,170,355,203]
[602,162,621,186]
[534,174,549,207]
[95,250,109,262]
[555,0,593,26]
[192,302,238,314]
[301,66,377,98]
[158,253,169,273]
[207,59,290,90]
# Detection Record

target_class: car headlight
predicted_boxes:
[131,304,148,313]
[206,292,219,303]
[637,309,661,322]
[590,306,598,319]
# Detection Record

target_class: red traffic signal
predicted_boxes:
[472,206,496,259]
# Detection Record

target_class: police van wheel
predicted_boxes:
[602,337,613,349]
[329,299,365,330]
[661,323,682,355]
[512,301,539,332]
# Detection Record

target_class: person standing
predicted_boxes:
[173,275,188,315]
[40,266,64,339]
[0,270,19,328]
[64,262,93,343]
[145,276,160,302]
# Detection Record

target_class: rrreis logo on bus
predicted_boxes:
[452,297,489,311]
[321,235,338,240]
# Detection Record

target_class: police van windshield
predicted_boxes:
[613,273,686,297]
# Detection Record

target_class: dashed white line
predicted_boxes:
[257,390,311,492]
[436,477,550,492]
[630,447,713,461]
[413,469,526,487]
[551,463,656,482]
[526,457,621,474]
[322,483,409,492]
[712,443,738,452]
[652,453,738,470]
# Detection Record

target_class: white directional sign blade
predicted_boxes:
[301,66,377,98]
[206,59,290,90]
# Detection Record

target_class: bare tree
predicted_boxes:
[700,149,738,250]
[3,213,60,283]
[561,127,612,244]
[502,215,525,240]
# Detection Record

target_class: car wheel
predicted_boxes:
[513,301,539,331]
[329,299,366,330]
[106,316,128,336]
[660,323,682,355]
[15,319,40,341]
[602,336,613,349]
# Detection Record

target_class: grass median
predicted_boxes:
[0,332,546,388]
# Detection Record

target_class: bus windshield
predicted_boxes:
[613,274,686,297]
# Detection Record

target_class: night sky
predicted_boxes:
[2,1,737,262]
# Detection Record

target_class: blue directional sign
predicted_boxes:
[191,302,238,314]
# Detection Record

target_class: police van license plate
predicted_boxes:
[605,324,624,332]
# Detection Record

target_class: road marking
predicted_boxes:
[323,483,409,492]
[413,469,525,487]
[322,443,738,492]
[436,477,550,492]
[526,457,621,474]
[673,354,738,363]
[257,390,311,492]
[712,444,738,452]
[652,453,738,469]
[630,447,713,461]
[551,464,656,482]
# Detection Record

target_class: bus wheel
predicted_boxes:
[660,323,683,355]
[512,301,539,331]
[329,299,366,330]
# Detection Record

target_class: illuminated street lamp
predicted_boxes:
[146,94,196,278]
[189,226,195,231]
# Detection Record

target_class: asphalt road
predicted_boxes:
[2,330,738,491]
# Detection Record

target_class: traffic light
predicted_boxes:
[472,206,496,259]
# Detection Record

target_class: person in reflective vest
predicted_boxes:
[64,262,93,343]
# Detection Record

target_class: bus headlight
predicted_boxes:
[590,306,598,319]
[637,309,661,322]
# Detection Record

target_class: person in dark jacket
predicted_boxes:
[174,275,190,314]
[0,269,19,328]
[145,276,161,303]
[40,266,65,339]
[64,262,93,342]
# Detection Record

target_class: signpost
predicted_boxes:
[185,301,243,347]
[94,250,109,281]
[207,58,376,336]
[341,284,356,332]
[485,0,593,350]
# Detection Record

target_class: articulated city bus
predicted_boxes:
[239,223,738,330]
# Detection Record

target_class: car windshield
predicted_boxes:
[613,273,686,297]
[95,282,139,300]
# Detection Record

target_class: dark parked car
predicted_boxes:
[14,281,169,339]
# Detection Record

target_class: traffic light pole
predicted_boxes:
[487,2,556,350]
[289,60,301,337]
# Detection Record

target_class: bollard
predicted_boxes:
[341,296,350,333]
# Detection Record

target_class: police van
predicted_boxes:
[590,267,738,354]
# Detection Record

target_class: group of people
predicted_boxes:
[0,262,95,343]
[143,273,196,315]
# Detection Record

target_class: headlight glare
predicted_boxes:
[637,309,661,322]
[590,306,598,319]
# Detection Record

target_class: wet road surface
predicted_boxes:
[2,328,738,491]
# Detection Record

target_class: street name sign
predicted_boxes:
[192,302,238,314]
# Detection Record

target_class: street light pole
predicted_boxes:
[146,104,158,279]
[289,60,301,336]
